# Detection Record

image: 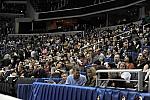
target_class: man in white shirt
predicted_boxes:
[66,67,87,86]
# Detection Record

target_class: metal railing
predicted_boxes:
[148,75,150,92]
[8,31,83,36]
[79,42,101,53]
[96,69,143,91]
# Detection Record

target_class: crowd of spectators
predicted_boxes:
[0,21,150,91]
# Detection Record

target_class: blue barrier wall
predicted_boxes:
[17,82,150,100]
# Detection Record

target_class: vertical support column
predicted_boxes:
[138,71,143,91]
[139,6,145,19]
[31,20,34,31]
[82,31,85,37]
[106,12,109,27]
[96,72,98,86]
[96,72,100,86]
[15,18,19,34]
[148,75,150,92]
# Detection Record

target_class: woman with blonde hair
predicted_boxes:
[85,67,97,87]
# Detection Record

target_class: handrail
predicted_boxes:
[99,20,142,31]
[8,31,84,36]
[79,42,101,53]
[115,31,130,37]
[96,69,143,91]
[96,69,142,73]
[97,79,138,82]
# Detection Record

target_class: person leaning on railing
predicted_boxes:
[103,61,133,88]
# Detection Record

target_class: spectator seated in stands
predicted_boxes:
[58,72,68,84]
[51,61,66,78]
[142,37,150,47]
[136,53,149,72]
[0,20,150,94]
[124,55,135,69]
[113,53,121,68]
[65,67,87,86]
[120,40,131,59]
[104,48,114,63]
[85,67,96,87]
[142,48,150,61]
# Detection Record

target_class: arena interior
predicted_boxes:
[0,0,150,100]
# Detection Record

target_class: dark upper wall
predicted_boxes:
[38,0,146,20]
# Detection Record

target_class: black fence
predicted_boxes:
[0,77,36,97]
[0,77,62,97]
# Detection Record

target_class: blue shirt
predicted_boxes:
[65,74,87,86]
